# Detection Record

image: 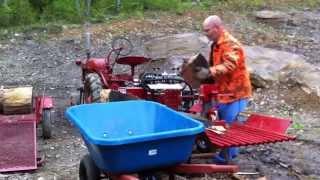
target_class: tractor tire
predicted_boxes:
[42,109,52,139]
[79,154,101,180]
[84,73,103,103]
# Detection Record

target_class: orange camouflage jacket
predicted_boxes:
[210,30,252,103]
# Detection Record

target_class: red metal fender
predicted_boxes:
[42,96,54,109]
[167,163,239,174]
[245,114,293,134]
[34,96,54,124]
[189,102,202,113]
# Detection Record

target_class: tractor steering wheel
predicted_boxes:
[111,37,133,56]
[105,37,133,68]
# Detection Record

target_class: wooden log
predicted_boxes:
[180,53,214,88]
[1,86,33,115]
[0,86,7,113]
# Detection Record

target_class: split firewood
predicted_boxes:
[1,86,33,115]
[0,86,8,113]
[180,53,214,88]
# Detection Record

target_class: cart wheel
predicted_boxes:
[138,173,160,180]
[79,154,101,180]
[42,109,52,139]
[84,73,103,103]
[195,133,212,153]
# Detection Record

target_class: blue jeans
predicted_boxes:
[214,98,248,163]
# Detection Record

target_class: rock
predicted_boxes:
[245,45,302,87]
[47,24,63,34]
[144,33,210,61]
[0,174,8,178]
[254,10,290,21]
[279,61,320,100]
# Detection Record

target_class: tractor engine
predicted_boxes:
[121,72,195,111]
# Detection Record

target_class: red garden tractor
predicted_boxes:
[75,37,195,111]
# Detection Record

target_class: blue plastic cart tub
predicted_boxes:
[65,100,204,173]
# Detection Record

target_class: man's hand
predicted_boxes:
[195,67,211,80]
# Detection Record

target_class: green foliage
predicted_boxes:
[0,6,11,27]
[1,0,320,28]
[143,0,181,11]
[41,0,83,23]
[292,122,304,130]
[0,0,36,27]
[28,0,52,13]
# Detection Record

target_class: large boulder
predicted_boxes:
[246,46,320,99]
[247,46,320,102]
[144,33,210,61]
[254,10,289,20]
[280,62,320,98]
[245,46,303,87]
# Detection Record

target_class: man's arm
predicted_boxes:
[210,43,241,76]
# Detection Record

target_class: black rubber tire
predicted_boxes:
[195,133,212,153]
[79,154,101,180]
[84,73,103,103]
[42,109,52,139]
[138,172,161,180]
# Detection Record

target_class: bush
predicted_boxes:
[144,0,181,11]
[0,6,11,27]
[0,0,36,27]
[1,0,319,28]
[28,0,52,14]
[41,0,83,23]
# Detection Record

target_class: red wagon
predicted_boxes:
[0,95,54,172]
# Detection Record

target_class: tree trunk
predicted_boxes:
[0,87,33,115]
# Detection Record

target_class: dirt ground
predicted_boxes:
[1,7,320,180]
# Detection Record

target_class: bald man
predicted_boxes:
[200,15,252,164]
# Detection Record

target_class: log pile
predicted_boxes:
[0,86,33,115]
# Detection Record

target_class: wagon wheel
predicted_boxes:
[138,172,161,180]
[79,154,101,180]
[42,109,52,139]
[84,73,103,103]
[195,133,212,153]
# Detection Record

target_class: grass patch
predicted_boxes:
[0,0,319,31]
[292,122,304,131]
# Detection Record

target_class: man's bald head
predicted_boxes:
[202,15,224,42]
[203,15,223,29]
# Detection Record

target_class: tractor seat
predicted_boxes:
[116,56,150,66]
